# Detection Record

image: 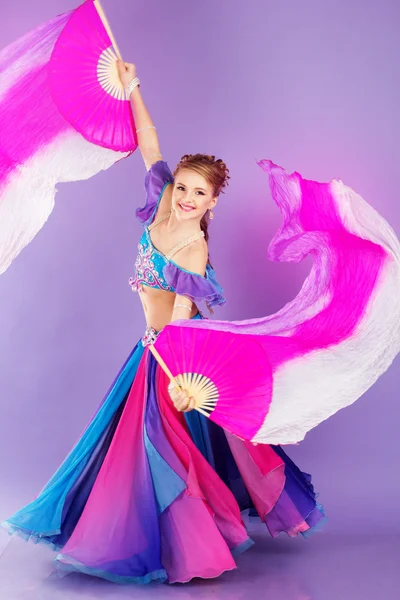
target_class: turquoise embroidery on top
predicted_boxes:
[129,228,173,292]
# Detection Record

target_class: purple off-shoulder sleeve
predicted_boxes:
[135,160,174,226]
[163,262,226,308]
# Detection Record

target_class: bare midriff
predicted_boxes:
[137,284,199,332]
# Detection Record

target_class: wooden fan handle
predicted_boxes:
[148,344,182,392]
[147,346,216,419]
[93,0,123,60]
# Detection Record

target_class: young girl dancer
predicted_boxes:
[1,59,328,584]
[3,63,324,583]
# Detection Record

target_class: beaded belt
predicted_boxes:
[141,325,160,347]
[141,310,205,347]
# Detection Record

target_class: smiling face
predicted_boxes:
[171,168,218,221]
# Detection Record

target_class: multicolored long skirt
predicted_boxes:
[1,313,326,584]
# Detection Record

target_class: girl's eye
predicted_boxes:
[177,186,204,195]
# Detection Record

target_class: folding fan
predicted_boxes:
[149,325,273,441]
[48,0,137,152]
[0,0,139,274]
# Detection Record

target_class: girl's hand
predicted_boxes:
[168,385,196,412]
[116,59,137,87]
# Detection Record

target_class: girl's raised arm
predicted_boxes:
[117,60,164,171]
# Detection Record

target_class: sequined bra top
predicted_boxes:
[129,160,226,308]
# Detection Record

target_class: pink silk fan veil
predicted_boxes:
[157,160,400,445]
[0,0,137,274]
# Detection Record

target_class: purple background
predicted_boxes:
[0,0,399,541]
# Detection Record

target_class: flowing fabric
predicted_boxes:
[1,314,326,584]
[174,160,400,444]
[0,1,135,275]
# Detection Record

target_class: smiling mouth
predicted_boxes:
[178,203,195,212]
